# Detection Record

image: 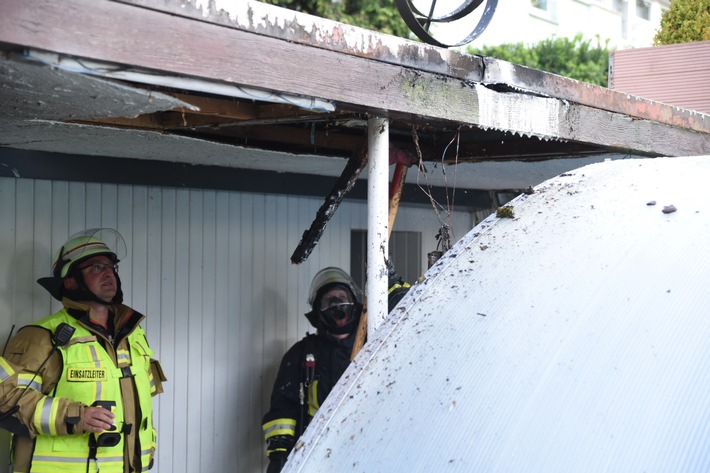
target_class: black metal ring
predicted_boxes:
[396,0,499,48]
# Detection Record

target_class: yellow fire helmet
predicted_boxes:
[37,228,126,302]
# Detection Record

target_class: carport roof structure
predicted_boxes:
[1,0,709,199]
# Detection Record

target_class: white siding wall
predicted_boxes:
[0,176,478,473]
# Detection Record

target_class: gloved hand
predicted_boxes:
[266,452,288,473]
[388,284,410,312]
[386,259,411,312]
[266,435,294,473]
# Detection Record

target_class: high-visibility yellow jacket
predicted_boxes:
[0,299,166,473]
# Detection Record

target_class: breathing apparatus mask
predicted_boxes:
[37,228,127,305]
[305,267,363,336]
[316,284,359,334]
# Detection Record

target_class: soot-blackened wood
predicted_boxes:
[290,148,368,264]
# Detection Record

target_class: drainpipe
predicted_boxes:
[367,116,389,335]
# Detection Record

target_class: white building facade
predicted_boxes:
[432,0,669,50]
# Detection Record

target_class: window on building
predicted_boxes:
[350,230,422,290]
[636,0,650,19]
[531,0,548,10]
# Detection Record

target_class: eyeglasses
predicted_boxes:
[80,262,118,274]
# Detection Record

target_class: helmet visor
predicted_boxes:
[319,302,356,327]
[54,228,127,278]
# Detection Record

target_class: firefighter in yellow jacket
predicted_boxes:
[0,229,166,473]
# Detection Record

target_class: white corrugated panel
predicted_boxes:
[286,156,710,473]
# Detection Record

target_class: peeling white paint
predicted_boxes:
[475,83,561,139]
[181,0,454,65]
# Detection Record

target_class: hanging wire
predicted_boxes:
[439,128,462,217]
[412,126,462,253]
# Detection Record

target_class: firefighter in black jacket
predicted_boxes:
[261,267,364,473]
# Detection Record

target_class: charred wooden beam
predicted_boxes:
[291,148,368,264]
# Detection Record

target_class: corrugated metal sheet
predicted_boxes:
[0,176,476,473]
[610,41,710,114]
[286,155,710,473]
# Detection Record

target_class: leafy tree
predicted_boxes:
[654,0,710,44]
[466,34,611,86]
[260,0,411,38]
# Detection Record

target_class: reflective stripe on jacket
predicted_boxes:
[29,308,157,473]
[262,332,353,462]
